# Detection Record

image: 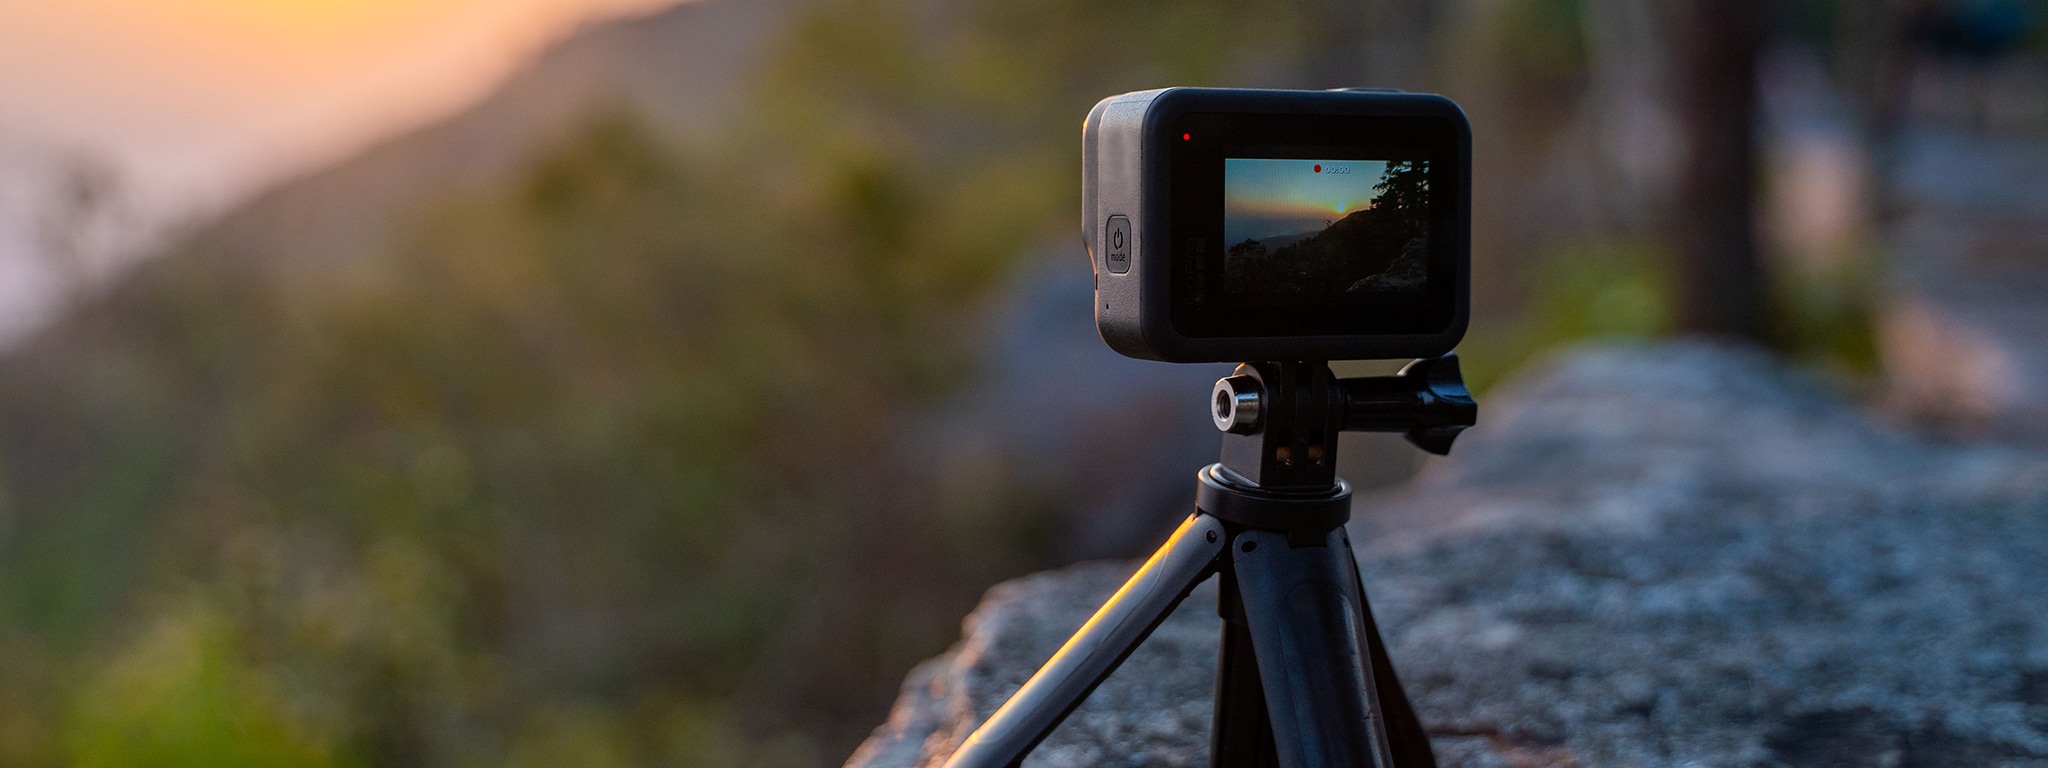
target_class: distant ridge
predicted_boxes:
[1257,230,1317,250]
[190,0,789,285]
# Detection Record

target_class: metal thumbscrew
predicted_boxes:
[1211,375,1262,434]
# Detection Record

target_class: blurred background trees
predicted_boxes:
[1672,0,1769,339]
[0,0,2044,766]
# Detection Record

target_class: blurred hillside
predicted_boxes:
[189,0,789,283]
[3,0,2042,766]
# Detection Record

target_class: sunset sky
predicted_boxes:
[1224,158,1389,245]
[0,0,686,214]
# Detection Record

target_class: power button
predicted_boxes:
[1105,216,1131,274]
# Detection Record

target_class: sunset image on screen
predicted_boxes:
[1222,157,1430,296]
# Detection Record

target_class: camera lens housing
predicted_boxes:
[1083,88,1471,363]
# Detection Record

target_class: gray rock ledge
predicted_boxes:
[847,343,2048,768]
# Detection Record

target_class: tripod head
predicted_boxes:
[1195,354,1474,536]
[1210,354,1475,485]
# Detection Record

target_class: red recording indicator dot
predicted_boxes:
[1314,164,1322,173]
[1182,133,1191,140]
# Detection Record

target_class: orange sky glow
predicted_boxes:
[0,0,688,213]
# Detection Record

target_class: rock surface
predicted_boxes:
[845,343,2048,768]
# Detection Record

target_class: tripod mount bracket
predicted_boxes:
[1213,354,1477,490]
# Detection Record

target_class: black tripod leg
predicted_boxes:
[943,514,1227,768]
[1343,530,1438,768]
[1211,568,1280,767]
[1225,527,1397,768]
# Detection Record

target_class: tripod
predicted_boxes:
[941,355,1476,768]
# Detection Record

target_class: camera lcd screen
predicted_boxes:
[1165,110,1463,341]
[1221,157,1430,300]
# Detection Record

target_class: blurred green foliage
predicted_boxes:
[68,601,340,768]
[1460,239,1879,394]
[1459,241,1676,392]
[1769,256,1883,386]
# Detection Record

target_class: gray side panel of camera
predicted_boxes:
[1081,97,1111,263]
[1088,89,1167,359]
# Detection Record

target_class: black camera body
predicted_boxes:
[1083,87,1472,363]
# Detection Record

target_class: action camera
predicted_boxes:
[1083,87,1471,363]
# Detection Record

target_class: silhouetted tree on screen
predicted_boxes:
[1375,160,1429,228]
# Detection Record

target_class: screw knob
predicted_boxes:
[1211,375,1262,434]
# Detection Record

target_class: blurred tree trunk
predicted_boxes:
[1671,0,1769,339]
